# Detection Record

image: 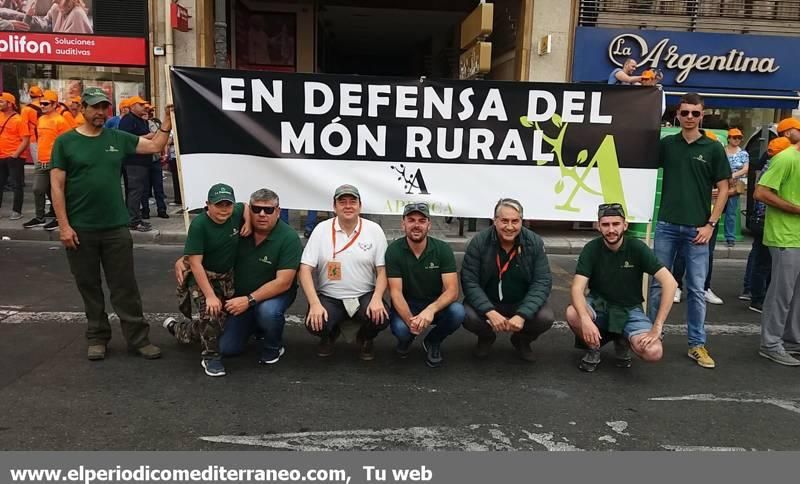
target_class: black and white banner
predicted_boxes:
[170,67,662,221]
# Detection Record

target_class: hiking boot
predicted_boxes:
[162,316,177,336]
[135,344,161,359]
[9,211,22,221]
[472,333,497,359]
[578,349,601,372]
[22,217,46,228]
[201,357,226,377]
[758,349,800,367]
[614,337,632,368]
[748,302,763,314]
[43,219,59,231]
[358,337,375,361]
[396,337,414,358]
[87,344,106,361]
[510,333,536,362]
[422,337,443,368]
[258,347,285,365]
[688,345,716,369]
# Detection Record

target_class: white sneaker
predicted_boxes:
[673,288,682,303]
[705,288,723,305]
[9,211,22,220]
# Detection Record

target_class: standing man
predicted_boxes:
[299,184,389,360]
[141,103,168,220]
[23,90,70,230]
[118,96,153,232]
[608,58,642,85]
[385,202,464,368]
[50,87,173,361]
[648,93,731,369]
[21,86,43,167]
[461,198,554,361]
[68,97,85,126]
[753,117,800,366]
[105,99,130,129]
[0,92,30,221]
[566,203,677,372]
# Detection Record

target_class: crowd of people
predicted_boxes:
[9,86,799,377]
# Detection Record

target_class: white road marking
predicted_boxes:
[520,431,583,451]
[650,394,800,416]
[606,421,630,436]
[598,435,617,444]
[660,445,747,452]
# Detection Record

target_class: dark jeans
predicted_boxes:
[32,163,52,219]
[0,157,25,213]
[306,292,389,341]
[745,228,772,305]
[674,224,718,291]
[125,165,149,225]
[462,302,554,343]
[141,160,167,216]
[389,300,465,345]
[64,226,150,347]
[168,157,182,204]
[219,290,297,359]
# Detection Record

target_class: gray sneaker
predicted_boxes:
[759,349,800,366]
[9,211,22,220]
[784,345,800,356]
[579,349,601,372]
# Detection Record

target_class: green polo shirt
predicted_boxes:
[758,146,800,248]
[659,132,731,227]
[575,236,663,307]
[485,242,528,306]
[234,220,303,296]
[385,236,457,302]
[183,202,244,274]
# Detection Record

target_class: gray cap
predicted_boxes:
[402,202,430,218]
[334,184,360,200]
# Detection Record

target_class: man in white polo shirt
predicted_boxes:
[299,184,390,360]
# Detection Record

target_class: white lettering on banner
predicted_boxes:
[0,34,52,54]
[608,33,780,83]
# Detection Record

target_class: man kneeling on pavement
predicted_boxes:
[566,203,677,372]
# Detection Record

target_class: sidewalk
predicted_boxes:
[0,165,752,258]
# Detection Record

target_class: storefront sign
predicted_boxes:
[0,32,146,66]
[171,2,191,32]
[170,67,663,222]
[460,3,493,49]
[459,42,492,80]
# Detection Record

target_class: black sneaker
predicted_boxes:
[141,212,151,220]
[157,212,170,219]
[510,333,536,362]
[579,349,601,372]
[472,333,497,359]
[396,337,414,358]
[422,337,443,368]
[358,337,375,361]
[317,331,338,357]
[162,316,177,336]
[43,219,59,231]
[258,347,285,365]
[22,217,46,228]
[44,209,55,218]
[201,357,226,377]
[749,302,763,314]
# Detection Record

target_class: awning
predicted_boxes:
[664,86,800,109]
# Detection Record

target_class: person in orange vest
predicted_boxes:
[58,102,78,129]
[23,90,71,230]
[0,92,31,220]
[69,97,86,126]
[21,86,43,166]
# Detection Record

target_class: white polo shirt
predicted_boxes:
[301,216,388,299]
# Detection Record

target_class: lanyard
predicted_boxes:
[496,247,518,281]
[331,217,362,259]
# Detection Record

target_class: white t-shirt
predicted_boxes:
[301,217,388,299]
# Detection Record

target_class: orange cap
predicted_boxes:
[777,118,800,134]
[727,128,743,138]
[126,96,148,107]
[641,69,656,80]
[69,96,82,105]
[43,90,59,103]
[768,137,792,157]
[1,92,16,105]
[29,86,44,98]
[705,130,718,141]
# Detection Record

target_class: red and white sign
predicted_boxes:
[0,32,146,66]
[171,2,191,32]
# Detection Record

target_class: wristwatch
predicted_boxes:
[247,294,256,307]
[707,220,718,228]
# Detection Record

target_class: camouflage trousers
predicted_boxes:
[174,275,234,358]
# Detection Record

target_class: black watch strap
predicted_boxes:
[707,220,718,228]
[247,294,256,307]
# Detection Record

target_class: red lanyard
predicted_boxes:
[496,247,518,280]
[331,218,362,259]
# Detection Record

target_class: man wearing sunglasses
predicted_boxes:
[567,203,677,372]
[648,93,731,369]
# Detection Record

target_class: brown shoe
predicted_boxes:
[359,337,375,361]
[510,333,536,362]
[135,344,162,360]
[87,344,106,361]
[472,333,497,359]
[317,335,335,357]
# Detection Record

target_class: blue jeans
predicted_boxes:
[586,297,652,340]
[673,223,718,291]
[648,221,709,347]
[390,300,465,345]
[219,290,296,359]
[280,209,318,233]
[747,228,772,305]
[141,160,167,216]
[723,196,739,243]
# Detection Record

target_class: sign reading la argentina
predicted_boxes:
[609,33,779,83]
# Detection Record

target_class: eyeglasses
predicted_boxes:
[598,202,626,218]
[250,205,277,215]
[679,110,703,118]
[729,136,743,140]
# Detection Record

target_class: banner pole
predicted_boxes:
[164,64,190,234]
[642,220,653,313]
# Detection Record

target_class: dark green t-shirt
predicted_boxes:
[183,202,244,274]
[234,220,303,296]
[658,132,731,227]
[385,236,457,302]
[51,128,139,231]
[485,242,528,306]
[575,236,663,307]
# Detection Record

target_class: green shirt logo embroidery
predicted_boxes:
[105,145,119,153]
[258,255,272,264]
[426,262,440,270]
[622,261,635,269]
[693,154,708,164]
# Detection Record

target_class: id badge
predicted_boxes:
[327,261,342,281]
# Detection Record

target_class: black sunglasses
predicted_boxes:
[679,110,703,118]
[251,205,278,215]
[40,101,52,106]
[729,136,743,140]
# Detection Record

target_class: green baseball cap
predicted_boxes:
[403,202,430,218]
[81,87,110,106]
[334,184,360,200]
[207,183,236,204]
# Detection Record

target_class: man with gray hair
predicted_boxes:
[168,188,302,366]
[461,198,554,361]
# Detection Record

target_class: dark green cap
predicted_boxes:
[403,202,430,218]
[334,184,360,200]
[81,87,110,106]
[207,183,235,204]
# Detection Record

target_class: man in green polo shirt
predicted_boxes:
[753,118,800,366]
[567,203,677,372]
[50,87,173,361]
[647,92,731,369]
[385,202,464,368]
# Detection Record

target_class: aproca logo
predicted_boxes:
[0,34,52,55]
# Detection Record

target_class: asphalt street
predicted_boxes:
[0,240,797,451]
